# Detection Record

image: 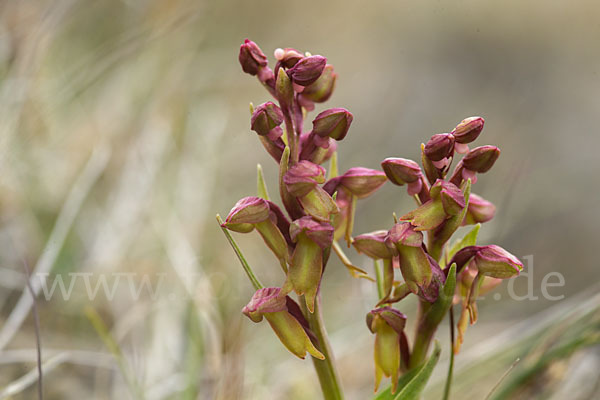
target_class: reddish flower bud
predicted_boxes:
[273,47,303,68]
[401,180,465,231]
[286,55,327,86]
[223,196,270,233]
[424,133,455,162]
[463,193,496,225]
[312,108,353,141]
[381,158,421,185]
[462,145,500,173]
[283,161,326,197]
[353,230,396,259]
[339,167,387,198]
[251,102,284,140]
[452,116,484,144]
[290,216,334,250]
[430,180,466,216]
[239,39,268,76]
[243,287,324,360]
[449,245,522,279]
[299,64,337,104]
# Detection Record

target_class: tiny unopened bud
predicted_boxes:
[339,167,387,198]
[239,39,268,76]
[251,102,284,140]
[424,133,455,162]
[300,64,337,103]
[462,145,500,173]
[312,108,353,141]
[223,196,270,232]
[452,116,484,144]
[463,193,496,225]
[286,55,327,86]
[353,230,396,259]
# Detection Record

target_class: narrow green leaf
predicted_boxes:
[256,164,270,200]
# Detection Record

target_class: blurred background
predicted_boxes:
[0,0,599,398]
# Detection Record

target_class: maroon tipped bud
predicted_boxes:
[452,116,484,144]
[242,287,287,322]
[353,230,396,259]
[381,158,421,185]
[286,55,327,86]
[312,108,353,141]
[462,145,500,173]
[251,102,284,140]
[283,161,326,197]
[339,167,387,198]
[274,47,303,68]
[224,196,270,232]
[290,216,333,250]
[239,39,268,76]
[424,133,455,162]
[449,245,522,279]
[463,193,496,225]
[385,222,423,248]
[366,307,407,335]
[300,64,337,104]
[430,180,466,216]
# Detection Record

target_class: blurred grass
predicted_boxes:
[0,0,599,399]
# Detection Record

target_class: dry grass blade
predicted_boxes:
[483,358,520,400]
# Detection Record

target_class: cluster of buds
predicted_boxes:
[225,40,387,364]
[353,115,523,391]
[223,39,523,397]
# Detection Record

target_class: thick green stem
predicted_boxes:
[410,300,436,368]
[300,295,344,400]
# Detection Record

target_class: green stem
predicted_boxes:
[442,306,455,400]
[216,214,263,290]
[410,300,436,369]
[300,295,344,400]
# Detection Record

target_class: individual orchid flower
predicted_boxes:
[449,145,500,186]
[286,55,327,88]
[324,167,387,244]
[239,39,275,93]
[222,197,290,271]
[300,108,353,163]
[353,230,397,302]
[250,102,286,161]
[449,245,523,353]
[385,222,433,295]
[366,307,409,394]
[462,193,496,225]
[298,64,337,110]
[243,287,325,360]
[285,217,333,312]
[451,116,484,153]
[283,160,339,221]
[400,180,465,231]
[381,157,430,203]
[424,133,455,170]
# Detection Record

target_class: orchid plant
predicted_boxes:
[217,39,523,400]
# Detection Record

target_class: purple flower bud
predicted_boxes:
[353,230,396,259]
[243,287,325,360]
[283,161,326,197]
[312,108,353,141]
[449,245,522,279]
[462,145,500,173]
[430,180,466,216]
[251,102,284,140]
[424,133,455,162]
[223,196,270,232]
[290,216,333,250]
[385,222,423,247]
[242,287,287,322]
[339,167,387,198]
[299,64,337,103]
[381,158,421,185]
[274,47,304,68]
[463,193,496,225]
[286,55,327,87]
[239,39,268,76]
[366,307,407,393]
[452,116,484,144]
